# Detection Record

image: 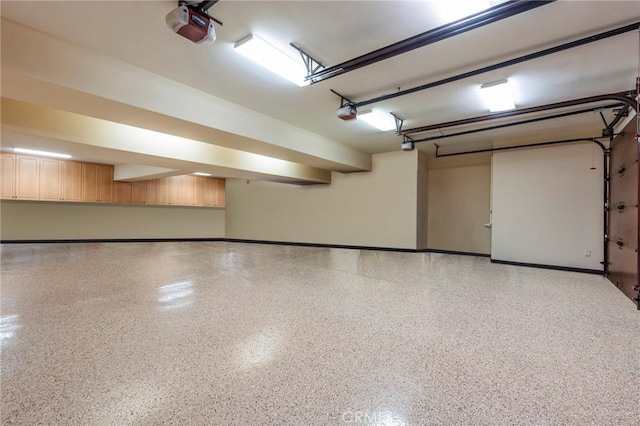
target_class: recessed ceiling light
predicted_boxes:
[13,148,72,159]
[480,79,515,112]
[358,110,396,132]
[193,172,212,177]
[234,34,308,87]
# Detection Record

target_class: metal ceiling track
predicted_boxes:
[306,0,555,84]
[401,91,638,136]
[434,137,606,158]
[181,0,223,26]
[349,21,640,109]
[409,103,625,145]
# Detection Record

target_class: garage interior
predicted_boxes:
[1,1,640,424]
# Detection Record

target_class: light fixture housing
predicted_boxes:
[358,109,396,132]
[401,140,415,151]
[234,34,308,87]
[336,105,358,121]
[13,148,72,159]
[193,172,212,177]
[480,78,515,112]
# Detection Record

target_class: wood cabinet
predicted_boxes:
[113,181,132,203]
[181,175,196,206]
[97,164,113,203]
[1,153,16,199]
[131,181,145,204]
[39,158,63,201]
[82,163,98,202]
[215,179,225,207]
[82,163,113,203]
[157,177,170,205]
[193,176,205,207]
[145,179,158,204]
[1,153,225,208]
[117,180,162,205]
[204,177,217,207]
[168,176,183,205]
[16,156,40,199]
[62,161,82,201]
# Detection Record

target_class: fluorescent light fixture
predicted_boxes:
[358,109,396,132]
[234,34,308,87]
[193,172,212,177]
[431,0,501,23]
[13,148,71,159]
[480,79,515,112]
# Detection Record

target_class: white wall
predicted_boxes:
[427,154,492,254]
[0,201,225,240]
[225,151,419,249]
[491,143,603,270]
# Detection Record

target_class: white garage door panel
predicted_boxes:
[491,143,604,270]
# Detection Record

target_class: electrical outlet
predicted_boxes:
[585,250,591,257]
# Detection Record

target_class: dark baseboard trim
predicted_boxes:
[0,238,226,244]
[490,259,604,275]
[0,237,489,258]
[223,238,418,253]
[224,239,493,256]
[418,248,491,257]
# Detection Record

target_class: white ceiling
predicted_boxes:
[1,0,639,177]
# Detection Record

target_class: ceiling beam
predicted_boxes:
[1,98,333,184]
[1,19,371,173]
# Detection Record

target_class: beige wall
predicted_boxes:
[427,154,492,254]
[491,143,603,270]
[225,151,419,249]
[0,201,225,240]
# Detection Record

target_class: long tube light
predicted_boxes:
[13,148,72,159]
[234,34,308,87]
[358,110,396,131]
[433,0,504,23]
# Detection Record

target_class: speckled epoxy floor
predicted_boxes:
[1,242,639,425]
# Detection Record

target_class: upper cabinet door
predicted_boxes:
[145,179,158,204]
[169,175,183,205]
[193,176,205,207]
[181,175,196,206]
[39,158,63,201]
[62,161,82,201]
[204,178,217,207]
[113,181,132,203]
[215,179,225,207]
[97,164,113,203]
[131,181,145,204]
[15,156,40,199]
[82,163,98,202]
[0,153,16,199]
[156,177,170,205]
